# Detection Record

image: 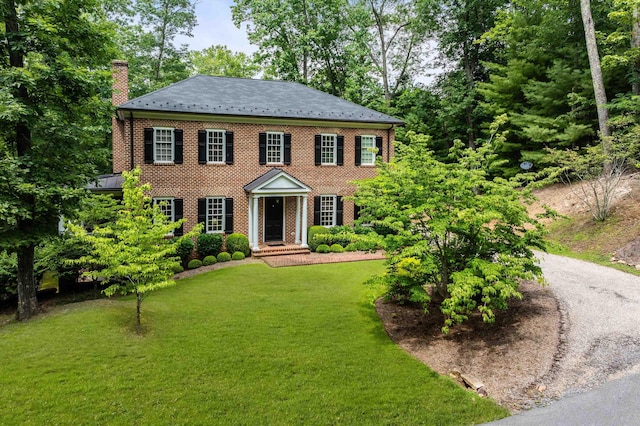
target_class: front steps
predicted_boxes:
[252,244,311,257]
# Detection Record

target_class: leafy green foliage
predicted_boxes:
[231,251,245,261]
[308,226,331,251]
[173,237,194,267]
[354,132,549,332]
[330,244,344,253]
[217,252,231,262]
[188,259,203,269]
[0,251,17,302]
[225,233,250,257]
[67,168,201,333]
[196,233,223,258]
[202,256,217,266]
[316,244,330,254]
[189,45,260,78]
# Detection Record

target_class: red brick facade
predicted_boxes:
[111,62,397,247]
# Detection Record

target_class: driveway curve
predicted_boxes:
[487,252,640,424]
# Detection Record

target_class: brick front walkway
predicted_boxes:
[260,251,385,268]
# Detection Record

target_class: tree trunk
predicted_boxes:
[16,244,40,321]
[463,40,476,150]
[580,0,610,143]
[136,291,143,334]
[632,4,640,95]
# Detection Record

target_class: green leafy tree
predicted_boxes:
[353,132,549,332]
[68,168,201,333]
[0,0,116,320]
[190,45,260,78]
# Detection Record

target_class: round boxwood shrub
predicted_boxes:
[217,252,232,262]
[187,259,203,270]
[202,255,217,266]
[226,233,250,257]
[308,226,330,251]
[345,243,358,252]
[330,243,345,253]
[231,251,245,260]
[196,233,223,258]
[171,264,185,274]
[316,244,330,253]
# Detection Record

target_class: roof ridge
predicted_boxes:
[121,75,201,105]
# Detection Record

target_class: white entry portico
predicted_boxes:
[243,168,312,252]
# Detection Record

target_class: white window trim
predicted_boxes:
[153,127,175,164]
[153,197,175,236]
[320,133,337,166]
[266,131,284,165]
[206,196,225,234]
[206,129,226,164]
[320,195,337,228]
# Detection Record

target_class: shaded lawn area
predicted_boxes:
[0,261,508,425]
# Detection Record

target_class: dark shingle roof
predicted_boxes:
[86,173,123,192]
[243,168,311,192]
[118,75,403,125]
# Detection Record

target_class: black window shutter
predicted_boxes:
[337,136,344,166]
[174,198,184,236]
[259,133,267,165]
[283,133,292,165]
[355,136,362,166]
[225,131,234,164]
[198,198,206,227]
[224,198,234,234]
[174,129,183,164]
[313,196,321,226]
[314,135,321,165]
[144,128,154,164]
[198,130,207,164]
[336,197,343,226]
[375,136,383,161]
[354,204,361,221]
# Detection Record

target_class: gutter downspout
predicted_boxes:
[129,111,134,170]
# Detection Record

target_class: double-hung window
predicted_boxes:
[321,134,337,165]
[206,197,225,233]
[267,132,284,164]
[154,128,174,163]
[320,195,336,227]
[153,197,175,236]
[360,135,376,166]
[207,130,225,163]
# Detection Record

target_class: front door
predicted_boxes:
[264,197,284,242]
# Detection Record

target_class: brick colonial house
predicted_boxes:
[110,60,403,253]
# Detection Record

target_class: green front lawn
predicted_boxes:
[0,261,508,425]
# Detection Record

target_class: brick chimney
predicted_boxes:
[112,60,129,173]
[111,59,129,106]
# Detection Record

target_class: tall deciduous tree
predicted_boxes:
[0,0,115,321]
[581,0,611,141]
[69,168,201,334]
[190,45,260,78]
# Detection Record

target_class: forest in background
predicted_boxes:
[107,0,640,177]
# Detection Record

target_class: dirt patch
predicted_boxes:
[376,280,562,412]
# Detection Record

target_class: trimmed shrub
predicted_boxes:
[187,259,203,270]
[171,264,185,274]
[196,233,223,258]
[316,244,330,253]
[231,251,245,260]
[217,252,231,262]
[308,225,330,251]
[330,244,345,253]
[202,255,217,266]
[174,237,194,267]
[226,233,250,257]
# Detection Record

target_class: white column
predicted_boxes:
[301,195,309,248]
[252,195,260,251]
[295,196,301,244]
[248,197,253,248]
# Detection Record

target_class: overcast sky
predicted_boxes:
[176,1,256,53]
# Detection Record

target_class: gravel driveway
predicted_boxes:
[536,252,640,399]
